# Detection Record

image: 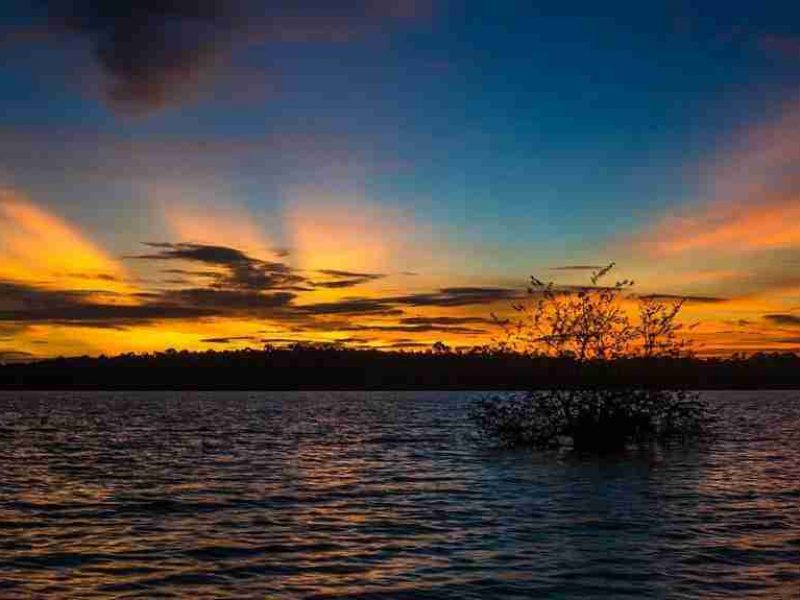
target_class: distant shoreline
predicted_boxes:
[1,347,798,391]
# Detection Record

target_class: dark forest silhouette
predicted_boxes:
[0,345,797,389]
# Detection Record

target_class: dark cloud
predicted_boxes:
[67,271,123,282]
[39,0,430,112]
[0,279,292,328]
[311,269,385,289]
[639,294,728,304]
[224,263,307,292]
[297,286,520,317]
[331,336,369,345]
[136,242,251,265]
[259,337,315,345]
[0,284,161,328]
[376,340,430,349]
[549,265,604,271]
[336,323,486,335]
[258,337,368,347]
[131,242,307,291]
[298,298,403,317]
[388,287,522,307]
[317,269,381,279]
[400,316,492,326]
[312,278,375,289]
[764,313,800,326]
[161,288,295,311]
[0,306,214,328]
[201,335,258,344]
[0,281,89,307]
[44,0,238,112]
[0,289,217,327]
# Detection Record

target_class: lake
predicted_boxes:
[0,391,798,598]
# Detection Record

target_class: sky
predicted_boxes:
[0,0,798,360]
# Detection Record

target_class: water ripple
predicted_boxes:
[0,390,798,598]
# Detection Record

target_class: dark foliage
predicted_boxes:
[471,389,707,451]
[0,346,797,390]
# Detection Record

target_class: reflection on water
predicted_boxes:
[0,391,797,598]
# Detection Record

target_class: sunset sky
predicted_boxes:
[0,1,798,360]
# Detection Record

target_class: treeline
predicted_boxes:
[0,345,798,389]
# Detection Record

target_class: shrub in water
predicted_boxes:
[471,388,706,451]
[474,264,708,450]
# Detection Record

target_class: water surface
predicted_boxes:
[0,391,798,598]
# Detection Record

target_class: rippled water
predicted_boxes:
[0,391,797,598]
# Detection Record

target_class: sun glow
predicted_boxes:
[283,187,421,276]
[151,182,277,260]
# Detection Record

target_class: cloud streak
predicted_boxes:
[764,313,800,327]
[638,294,727,305]
[549,265,604,271]
[644,194,800,256]
[312,269,386,289]
[0,281,217,327]
[639,102,800,258]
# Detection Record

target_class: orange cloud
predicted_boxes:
[646,193,800,256]
[640,100,800,258]
[0,189,132,294]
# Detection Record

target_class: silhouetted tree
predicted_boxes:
[496,263,692,359]
[476,264,707,451]
[432,341,450,354]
